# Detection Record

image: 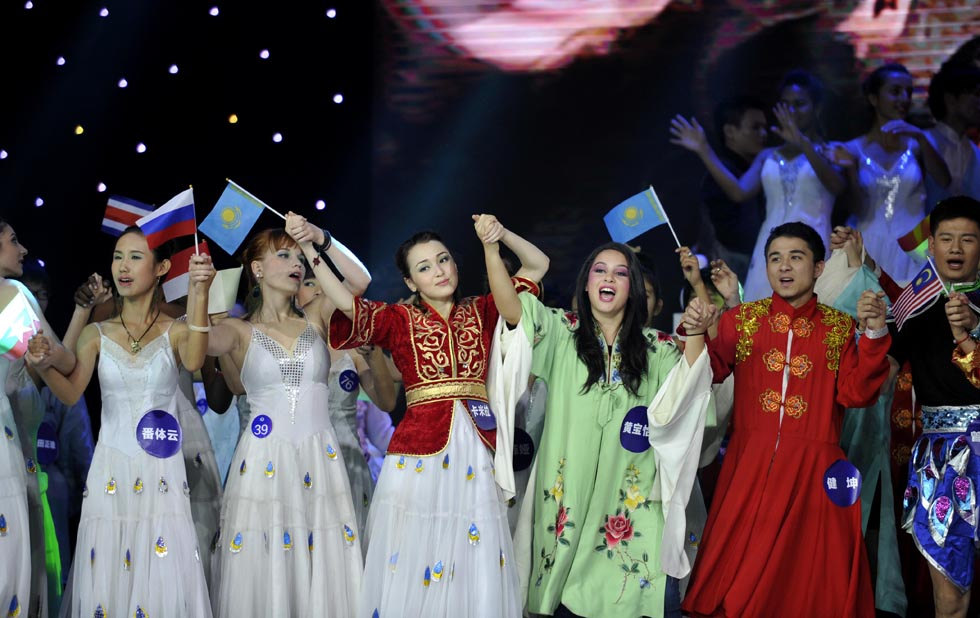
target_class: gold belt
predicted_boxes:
[405,381,488,407]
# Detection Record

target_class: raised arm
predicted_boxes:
[771,103,846,196]
[882,121,951,188]
[286,212,356,320]
[669,114,764,202]
[473,214,537,326]
[172,253,215,373]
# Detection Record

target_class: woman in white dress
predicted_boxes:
[297,276,397,539]
[0,219,75,618]
[28,227,214,617]
[842,63,951,285]
[207,223,370,617]
[671,70,847,301]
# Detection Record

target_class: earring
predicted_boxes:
[251,285,261,299]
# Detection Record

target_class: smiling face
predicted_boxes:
[252,243,305,297]
[929,217,980,284]
[0,224,27,278]
[112,231,169,298]
[779,84,817,133]
[765,235,824,307]
[587,249,631,320]
[871,71,913,121]
[403,240,459,304]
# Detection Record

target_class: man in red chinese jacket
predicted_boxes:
[683,221,890,617]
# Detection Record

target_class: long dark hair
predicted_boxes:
[113,226,175,313]
[572,242,650,397]
[394,230,462,309]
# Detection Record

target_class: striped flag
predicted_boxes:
[136,188,197,249]
[162,241,210,302]
[102,195,153,236]
[0,292,41,360]
[897,215,930,260]
[891,261,945,331]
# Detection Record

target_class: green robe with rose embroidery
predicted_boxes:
[519,293,711,617]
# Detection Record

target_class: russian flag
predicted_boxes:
[136,188,197,249]
[162,240,210,302]
[102,195,154,236]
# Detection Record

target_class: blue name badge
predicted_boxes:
[339,369,359,393]
[136,410,182,459]
[620,406,650,453]
[466,400,497,431]
[968,420,980,457]
[251,414,273,439]
[823,459,862,507]
[36,421,58,465]
[512,427,534,471]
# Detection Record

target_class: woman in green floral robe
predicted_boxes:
[479,222,714,618]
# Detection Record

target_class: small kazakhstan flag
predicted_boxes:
[603,186,675,244]
[199,180,267,255]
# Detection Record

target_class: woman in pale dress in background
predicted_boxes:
[841,63,951,285]
[671,69,847,301]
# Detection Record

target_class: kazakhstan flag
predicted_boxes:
[603,187,669,243]
[199,180,266,255]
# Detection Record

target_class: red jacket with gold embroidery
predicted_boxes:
[329,278,539,457]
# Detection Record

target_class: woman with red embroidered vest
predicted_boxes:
[326,216,548,618]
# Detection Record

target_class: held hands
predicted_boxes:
[285,211,326,247]
[771,103,807,149]
[26,330,54,370]
[74,273,112,309]
[472,214,506,246]
[881,119,922,140]
[709,259,740,307]
[856,290,887,331]
[681,296,718,337]
[669,115,709,154]
[675,246,702,287]
[188,253,216,292]
[830,226,865,268]
[945,292,979,340]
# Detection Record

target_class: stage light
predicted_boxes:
[333,94,344,104]
[136,142,147,153]
[37,259,45,267]
[326,8,337,18]
[74,125,84,135]
[56,56,66,66]
[34,197,43,207]
[99,7,109,17]
[272,132,283,143]
[97,182,107,192]
[228,113,239,124]
[315,200,326,210]
[259,49,270,60]
[118,78,128,88]
[209,6,219,16]
[0,150,7,159]
[24,1,33,9]
[169,64,179,74]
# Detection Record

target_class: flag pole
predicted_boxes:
[226,178,287,220]
[189,185,200,256]
[648,185,681,248]
[926,255,951,295]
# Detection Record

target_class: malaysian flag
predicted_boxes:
[890,261,945,331]
[102,195,153,236]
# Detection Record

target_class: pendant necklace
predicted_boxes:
[120,309,160,354]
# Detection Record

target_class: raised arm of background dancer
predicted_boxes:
[287,212,356,319]
[882,120,952,188]
[354,345,397,412]
[475,214,525,326]
[172,254,215,373]
[771,103,846,196]
[669,114,764,202]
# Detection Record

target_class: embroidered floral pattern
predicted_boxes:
[892,445,912,465]
[784,395,808,418]
[562,311,580,331]
[791,317,814,338]
[789,355,813,379]
[759,389,781,413]
[761,349,813,379]
[594,464,653,602]
[893,408,913,429]
[536,458,572,583]
[763,348,785,372]
[819,305,851,371]
[769,313,791,333]
[897,372,913,392]
[735,298,772,364]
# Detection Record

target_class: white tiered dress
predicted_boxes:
[327,352,374,539]
[62,324,212,617]
[0,355,31,618]
[212,323,362,617]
